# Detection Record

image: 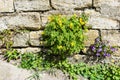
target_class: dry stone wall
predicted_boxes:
[0,0,120,55]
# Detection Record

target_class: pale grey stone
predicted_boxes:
[51,0,92,10]
[101,30,120,46]
[84,30,99,46]
[84,9,119,29]
[0,0,14,12]
[0,19,8,31]
[17,47,41,54]
[94,0,120,20]
[14,0,51,11]
[13,32,29,47]
[88,16,119,29]
[0,12,41,30]
[0,60,31,80]
[29,31,43,46]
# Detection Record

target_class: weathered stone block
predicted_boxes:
[101,30,120,46]
[0,60,31,80]
[0,0,14,12]
[14,0,51,11]
[88,16,119,29]
[12,32,29,47]
[94,0,120,20]
[17,47,41,54]
[113,48,120,57]
[0,12,41,30]
[51,0,92,10]
[84,30,99,46]
[30,31,43,46]
[0,20,8,31]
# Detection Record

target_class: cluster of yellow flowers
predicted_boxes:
[57,45,63,49]
[79,18,85,25]
[71,42,75,46]
[69,23,73,29]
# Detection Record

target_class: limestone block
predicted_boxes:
[94,0,120,20]
[14,0,51,11]
[51,0,92,10]
[88,17,119,29]
[113,48,120,57]
[84,30,99,46]
[101,30,120,46]
[12,32,29,47]
[17,47,41,54]
[0,20,8,31]
[0,12,41,30]
[0,0,14,12]
[0,60,31,80]
[30,31,43,46]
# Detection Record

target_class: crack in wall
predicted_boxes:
[49,0,56,10]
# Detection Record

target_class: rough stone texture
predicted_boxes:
[14,0,51,11]
[84,30,99,46]
[51,0,92,10]
[30,31,43,46]
[85,9,120,29]
[0,60,32,80]
[0,12,41,30]
[88,16,119,29]
[41,10,82,27]
[0,20,8,31]
[0,0,14,12]
[113,48,120,57]
[94,0,120,20]
[101,30,120,46]
[12,32,29,47]
[17,47,41,54]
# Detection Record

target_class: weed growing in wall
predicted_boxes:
[89,37,118,57]
[42,13,90,59]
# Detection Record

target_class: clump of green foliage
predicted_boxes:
[42,14,89,59]
[0,29,14,49]
[4,49,20,62]
[20,53,43,70]
[2,14,120,80]
[4,49,120,80]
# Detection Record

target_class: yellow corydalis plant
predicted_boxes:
[43,13,90,58]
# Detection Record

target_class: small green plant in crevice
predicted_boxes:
[42,13,90,59]
[20,53,43,70]
[25,71,41,80]
[89,37,118,57]
[0,29,14,49]
[4,50,120,80]
[0,28,30,49]
[4,49,20,62]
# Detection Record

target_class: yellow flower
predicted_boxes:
[71,42,75,46]
[48,16,53,22]
[84,29,88,32]
[41,31,44,35]
[40,41,43,45]
[58,19,62,26]
[73,14,77,17]
[57,45,63,49]
[79,18,85,25]
[69,23,73,29]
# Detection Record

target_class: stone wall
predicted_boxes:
[0,0,120,55]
